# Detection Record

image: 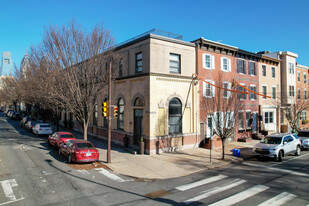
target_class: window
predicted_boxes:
[249,86,257,100]
[203,53,214,69]
[298,88,301,100]
[272,87,276,99]
[297,71,300,82]
[262,65,266,76]
[262,86,267,99]
[221,57,231,72]
[135,53,142,73]
[169,98,182,134]
[119,59,123,77]
[93,104,97,126]
[4,59,10,64]
[272,67,275,78]
[203,81,215,98]
[117,98,124,130]
[248,62,257,75]
[223,82,231,98]
[289,85,295,97]
[238,111,244,130]
[305,89,307,100]
[289,63,294,74]
[301,110,307,120]
[246,111,251,129]
[170,53,180,73]
[304,73,307,83]
[237,85,247,100]
[265,112,274,124]
[237,59,246,74]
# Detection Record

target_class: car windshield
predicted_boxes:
[76,143,94,149]
[40,125,50,127]
[61,134,74,138]
[297,132,309,137]
[260,136,282,144]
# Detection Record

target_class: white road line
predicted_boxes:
[257,192,296,206]
[0,179,17,201]
[208,184,269,206]
[272,152,309,166]
[0,198,25,206]
[176,174,227,191]
[243,162,309,177]
[95,168,126,182]
[183,179,246,204]
[77,169,90,175]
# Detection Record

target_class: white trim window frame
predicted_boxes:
[202,53,215,70]
[221,57,231,72]
[262,64,266,76]
[249,84,257,100]
[262,85,267,99]
[289,63,294,74]
[222,81,231,98]
[237,83,247,100]
[248,61,257,76]
[271,67,275,78]
[289,85,295,97]
[297,88,301,100]
[203,80,215,98]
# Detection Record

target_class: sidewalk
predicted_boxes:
[54,125,258,180]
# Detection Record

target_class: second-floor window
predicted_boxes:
[203,53,214,69]
[237,59,246,74]
[289,63,294,74]
[297,71,300,82]
[136,53,142,73]
[262,65,266,76]
[170,53,181,73]
[248,62,257,75]
[262,86,267,99]
[237,85,247,100]
[304,73,307,83]
[221,57,231,72]
[272,67,275,78]
[289,85,295,97]
[249,86,257,100]
[298,88,301,100]
[272,87,276,99]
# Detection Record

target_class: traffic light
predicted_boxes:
[114,106,118,118]
[102,102,108,117]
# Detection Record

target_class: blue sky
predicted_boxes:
[1,0,309,68]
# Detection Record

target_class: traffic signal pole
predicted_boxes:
[107,62,112,163]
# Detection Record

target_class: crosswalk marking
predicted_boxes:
[1,179,18,201]
[94,168,127,182]
[183,179,246,204]
[257,192,296,206]
[176,174,227,191]
[208,184,269,206]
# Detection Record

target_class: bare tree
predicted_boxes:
[200,73,245,159]
[21,20,117,140]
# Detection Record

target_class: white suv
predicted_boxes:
[253,133,301,162]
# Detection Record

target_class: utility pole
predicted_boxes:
[107,61,112,163]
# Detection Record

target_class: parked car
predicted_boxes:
[253,133,301,162]
[5,110,14,117]
[7,110,14,118]
[32,123,53,136]
[25,120,39,132]
[297,130,309,150]
[20,116,31,128]
[48,132,76,149]
[12,112,22,120]
[59,140,99,163]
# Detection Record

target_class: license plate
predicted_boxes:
[86,153,91,156]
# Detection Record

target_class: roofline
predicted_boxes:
[296,64,309,70]
[192,37,238,50]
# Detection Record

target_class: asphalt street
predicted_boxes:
[1,114,309,205]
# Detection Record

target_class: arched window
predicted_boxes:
[117,98,124,130]
[169,98,182,134]
[134,97,143,106]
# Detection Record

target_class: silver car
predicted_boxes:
[253,133,301,162]
[297,130,309,150]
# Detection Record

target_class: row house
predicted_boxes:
[71,30,199,155]
[296,64,309,129]
[193,37,260,144]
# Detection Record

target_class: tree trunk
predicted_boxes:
[83,121,88,140]
[222,139,225,160]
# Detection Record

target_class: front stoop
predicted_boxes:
[237,137,252,143]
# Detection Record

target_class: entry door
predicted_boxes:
[134,109,143,145]
[252,113,258,133]
[206,116,213,138]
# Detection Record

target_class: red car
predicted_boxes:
[59,140,99,163]
[48,132,76,149]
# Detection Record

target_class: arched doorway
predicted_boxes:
[169,98,182,135]
[133,97,143,145]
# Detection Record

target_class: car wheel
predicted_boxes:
[58,148,61,156]
[295,146,301,156]
[68,155,72,164]
[277,150,283,162]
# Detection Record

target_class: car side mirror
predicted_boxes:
[283,141,287,145]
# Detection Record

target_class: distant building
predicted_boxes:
[0,52,13,76]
